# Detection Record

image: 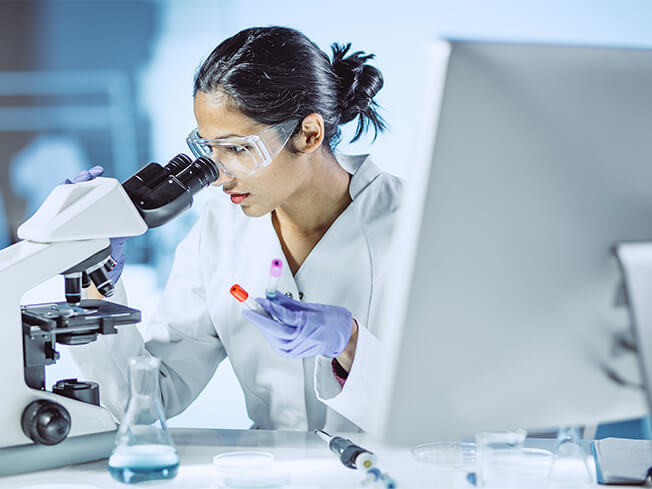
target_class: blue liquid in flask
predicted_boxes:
[108,444,179,484]
[110,357,179,483]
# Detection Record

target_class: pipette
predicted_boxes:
[266,259,282,299]
[313,429,377,470]
[230,284,270,317]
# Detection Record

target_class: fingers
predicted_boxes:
[107,256,125,284]
[291,343,320,358]
[109,237,127,246]
[241,309,297,340]
[242,309,321,359]
[88,166,104,177]
[72,170,94,183]
[268,291,306,311]
[68,166,105,183]
[109,237,127,257]
[256,298,303,326]
[242,310,294,354]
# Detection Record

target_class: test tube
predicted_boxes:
[230,284,270,317]
[266,259,283,299]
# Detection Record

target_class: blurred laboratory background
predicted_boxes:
[2,0,651,429]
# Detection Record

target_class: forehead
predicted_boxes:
[193,91,263,139]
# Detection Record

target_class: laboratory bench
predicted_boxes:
[0,428,629,489]
[0,428,435,488]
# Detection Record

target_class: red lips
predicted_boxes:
[229,193,249,204]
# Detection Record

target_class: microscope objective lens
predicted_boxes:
[64,273,82,304]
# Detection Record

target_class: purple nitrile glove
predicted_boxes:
[106,237,126,284]
[62,165,105,184]
[62,166,127,283]
[242,292,353,359]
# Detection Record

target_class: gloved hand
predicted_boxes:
[63,166,127,284]
[62,165,105,184]
[242,292,353,358]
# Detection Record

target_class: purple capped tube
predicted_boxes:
[266,259,283,299]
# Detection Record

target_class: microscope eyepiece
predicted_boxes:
[174,156,220,193]
[122,154,219,228]
[162,153,193,177]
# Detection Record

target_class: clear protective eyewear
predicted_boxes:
[186,119,299,178]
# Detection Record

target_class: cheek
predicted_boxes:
[249,179,287,210]
[251,161,301,203]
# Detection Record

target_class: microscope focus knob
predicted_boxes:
[21,399,71,445]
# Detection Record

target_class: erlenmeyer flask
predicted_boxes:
[108,356,179,484]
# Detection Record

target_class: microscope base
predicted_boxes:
[0,430,116,477]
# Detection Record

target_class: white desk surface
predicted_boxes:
[0,429,627,489]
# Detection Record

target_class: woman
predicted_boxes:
[73,26,402,433]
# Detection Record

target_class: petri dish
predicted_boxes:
[213,451,288,488]
[411,442,476,469]
[213,451,274,475]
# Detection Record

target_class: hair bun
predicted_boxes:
[331,43,386,142]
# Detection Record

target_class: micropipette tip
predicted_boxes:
[313,429,331,445]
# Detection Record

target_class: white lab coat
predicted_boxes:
[70,154,402,433]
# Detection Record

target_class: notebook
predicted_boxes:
[593,437,652,485]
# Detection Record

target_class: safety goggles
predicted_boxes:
[186,119,299,178]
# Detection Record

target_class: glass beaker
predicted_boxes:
[108,356,179,484]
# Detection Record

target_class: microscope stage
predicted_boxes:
[22,300,141,344]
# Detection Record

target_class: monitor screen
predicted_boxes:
[375,40,652,445]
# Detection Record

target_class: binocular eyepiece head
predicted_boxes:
[122,154,219,229]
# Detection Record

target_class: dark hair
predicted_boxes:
[193,26,386,149]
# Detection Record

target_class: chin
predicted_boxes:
[239,203,270,218]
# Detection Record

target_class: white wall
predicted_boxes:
[142,0,652,179]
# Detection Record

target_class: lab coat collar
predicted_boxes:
[335,153,382,200]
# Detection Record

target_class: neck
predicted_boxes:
[274,150,352,236]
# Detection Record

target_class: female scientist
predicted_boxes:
[72,26,402,433]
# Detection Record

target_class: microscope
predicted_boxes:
[0,155,219,455]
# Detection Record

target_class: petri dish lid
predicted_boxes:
[411,442,476,469]
[213,451,289,488]
[213,450,274,475]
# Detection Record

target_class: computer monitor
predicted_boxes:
[374,40,652,446]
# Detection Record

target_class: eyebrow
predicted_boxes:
[197,130,243,140]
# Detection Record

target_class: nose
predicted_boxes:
[212,170,235,187]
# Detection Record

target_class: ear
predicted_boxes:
[293,113,325,153]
